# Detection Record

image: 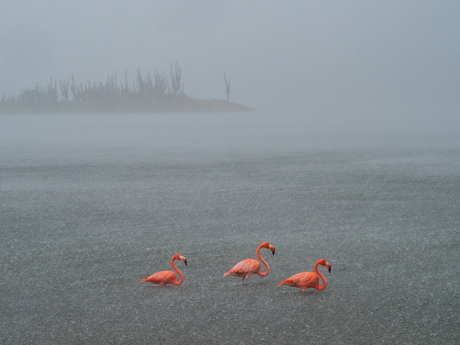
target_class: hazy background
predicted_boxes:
[0,1,459,127]
[1,2,460,343]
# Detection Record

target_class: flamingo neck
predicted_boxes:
[256,245,270,277]
[171,258,183,285]
[314,261,327,290]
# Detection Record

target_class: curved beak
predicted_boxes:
[179,255,187,265]
[184,258,187,265]
[328,265,331,273]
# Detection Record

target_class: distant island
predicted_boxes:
[0,63,253,114]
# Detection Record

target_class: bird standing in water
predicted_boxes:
[278,259,331,292]
[223,242,275,283]
[140,254,187,287]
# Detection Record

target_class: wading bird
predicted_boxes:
[223,242,275,283]
[140,254,187,287]
[278,259,331,292]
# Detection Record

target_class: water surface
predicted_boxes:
[1,113,459,344]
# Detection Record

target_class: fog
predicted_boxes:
[1,1,459,128]
[2,3,460,343]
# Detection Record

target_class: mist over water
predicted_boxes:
[1,112,459,344]
[2,1,459,343]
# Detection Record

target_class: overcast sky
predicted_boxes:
[0,1,459,126]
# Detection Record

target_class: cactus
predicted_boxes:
[60,79,69,101]
[169,62,182,94]
[224,72,230,102]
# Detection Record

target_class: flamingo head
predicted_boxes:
[318,259,331,273]
[261,242,275,255]
[174,254,187,265]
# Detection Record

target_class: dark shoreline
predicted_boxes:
[0,94,253,114]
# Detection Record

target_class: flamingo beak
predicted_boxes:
[328,265,331,273]
[184,259,187,265]
[270,246,275,255]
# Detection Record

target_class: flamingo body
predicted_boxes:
[140,254,187,287]
[223,259,260,279]
[278,259,331,292]
[223,242,275,283]
[278,272,320,291]
[140,270,180,286]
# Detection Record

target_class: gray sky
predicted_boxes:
[1,1,459,126]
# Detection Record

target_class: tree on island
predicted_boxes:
[16,78,57,107]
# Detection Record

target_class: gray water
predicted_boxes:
[1,113,459,344]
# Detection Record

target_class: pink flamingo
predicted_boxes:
[223,242,275,283]
[278,259,331,292]
[140,254,187,287]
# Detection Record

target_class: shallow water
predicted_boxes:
[1,113,459,344]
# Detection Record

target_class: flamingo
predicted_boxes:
[278,259,331,292]
[223,242,275,283]
[140,254,187,287]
